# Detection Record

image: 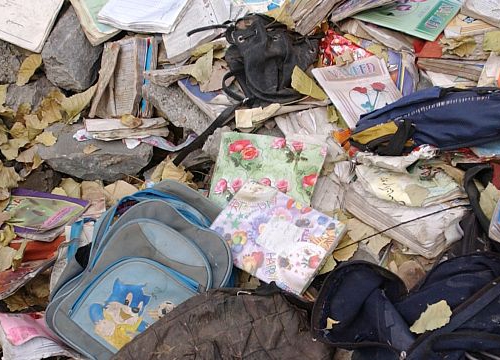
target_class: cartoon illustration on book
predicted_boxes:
[350,82,389,113]
[89,279,151,350]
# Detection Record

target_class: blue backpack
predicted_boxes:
[45,180,232,359]
[350,87,500,155]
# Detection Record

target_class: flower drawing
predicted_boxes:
[231,178,244,193]
[214,178,228,194]
[276,179,290,193]
[241,145,259,160]
[291,141,304,152]
[228,139,252,154]
[259,178,272,186]
[302,174,318,188]
[352,82,388,112]
[271,137,286,149]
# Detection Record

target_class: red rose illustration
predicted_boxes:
[231,178,243,193]
[291,141,304,152]
[259,178,272,186]
[229,139,252,153]
[276,179,290,193]
[353,86,368,94]
[241,145,259,160]
[302,174,318,188]
[371,82,386,92]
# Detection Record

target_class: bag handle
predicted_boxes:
[376,119,415,156]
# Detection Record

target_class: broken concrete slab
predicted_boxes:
[143,82,212,135]
[37,123,153,182]
[18,166,61,193]
[41,6,103,92]
[202,126,232,160]
[6,76,59,112]
[0,40,24,84]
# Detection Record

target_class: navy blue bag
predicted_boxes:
[350,87,500,155]
[311,253,500,360]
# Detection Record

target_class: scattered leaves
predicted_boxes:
[37,90,64,124]
[333,234,358,262]
[11,238,28,271]
[0,138,29,160]
[16,145,38,163]
[4,274,50,311]
[120,114,142,128]
[318,255,337,275]
[410,300,452,334]
[9,122,28,139]
[35,131,57,146]
[483,31,500,53]
[0,162,22,189]
[61,84,97,123]
[0,225,16,246]
[151,158,196,189]
[0,212,11,227]
[25,114,48,140]
[104,180,138,206]
[180,49,213,83]
[441,37,476,57]
[60,178,81,199]
[0,246,16,272]
[326,317,340,330]
[83,144,100,154]
[16,54,42,86]
[51,187,67,196]
[291,66,327,100]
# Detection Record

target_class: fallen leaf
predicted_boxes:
[4,274,50,311]
[37,90,64,124]
[0,188,9,201]
[326,317,340,330]
[366,43,389,63]
[0,212,10,227]
[26,274,50,299]
[14,103,31,123]
[0,224,16,246]
[61,84,97,123]
[60,178,81,199]
[51,187,67,196]
[291,66,327,100]
[16,54,42,86]
[191,40,227,58]
[200,60,228,92]
[83,144,100,154]
[25,114,48,140]
[120,114,142,128]
[35,131,57,146]
[16,145,38,163]
[11,238,28,271]
[0,162,22,188]
[0,246,16,271]
[235,103,281,129]
[0,123,8,146]
[9,122,28,139]
[151,158,196,188]
[180,49,213,83]
[318,255,337,275]
[483,31,500,53]
[265,0,295,29]
[410,300,452,334]
[333,234,358,262]
[104,180,138,206]
[0,138,30,160]
[0,84,7,106]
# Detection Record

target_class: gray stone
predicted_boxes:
[41,6,102,91]
[6,76,59,112]
[18,166,62,193]
[202,126,231,160]
[37,123,153,181]
[143,83,212,134]
[0,40,24,84]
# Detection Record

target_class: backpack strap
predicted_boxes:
[464,164,493,234]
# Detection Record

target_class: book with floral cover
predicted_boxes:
[209,133,327,207]
[210,181,347,295]
[312,57,402,129]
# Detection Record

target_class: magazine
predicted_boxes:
[354,0,462,41]
[312,57,402,129]
[210,181,347,295]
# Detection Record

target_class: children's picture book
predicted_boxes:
[312,57,402,129]
[210,181,347,295]
[209,132,327,207]
[354,0,462,41]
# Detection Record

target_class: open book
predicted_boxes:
[0,0,64,52]
[90,36,157,118]
[70,0,121,46]
[98,0,190,33]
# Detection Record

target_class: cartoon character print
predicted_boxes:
[147,300,176,321]
[89,279,151,350]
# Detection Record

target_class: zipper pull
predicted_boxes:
[399,351,407,360]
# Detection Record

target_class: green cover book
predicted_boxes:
[354,0,462,41]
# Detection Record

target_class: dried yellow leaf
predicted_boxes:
[0,211,10,226]
[483,31,500,53]
[37,90,64,124]
[180,50,213,83]
[0,188,9,201]
[0,224,16,246]
[9,122,28,139]
[0,124,8,146]
[151,158,196,188]
[410,300,452,334]
[333,234,358,262]
[120,114,142,129]
[266,0,295,29]
[35,131,57,146]
[16,54,42,86]
[14,103,31,123]
[318,255,337,275]
[0,246,16,271]
[25,114,47,140]
[0,84,7,106]
[0,138,29,160]
[326,317,340,330]
[83,144,100,154]
[11,238,28,271]
[0,162,21,189]
[60,178,81,199]
[32,153,43,170]
[51,187,67,196]
[16,145,38,163]
[291,66,327,101]
[61,85,97,123]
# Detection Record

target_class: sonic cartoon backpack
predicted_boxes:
[45,180,232,360]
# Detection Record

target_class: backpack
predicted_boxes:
[45,180,232,360]
[113,284,335,360]
[173,14,320,166]
[349,87,500,155]
[311,252,500,360]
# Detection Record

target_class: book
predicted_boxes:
[4,189,89,242]
[0,0,64,52]
[210,181,347,295]
[89,36,158,119]
[97,0,190,33]
[354,0,462,41]
[312,57,402,129]
[209,132,327,208]
[70,0,121,46]
[478,52,500,87]
[444,13,498,39]
[417,58,484,82]
[84,117,169,140]
[0,313,77,360]
[462,0,500,28]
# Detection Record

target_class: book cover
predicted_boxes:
[209,133,327,207]
[312,57,402,129]
[354,0,462,41]
[210,181,346,295]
